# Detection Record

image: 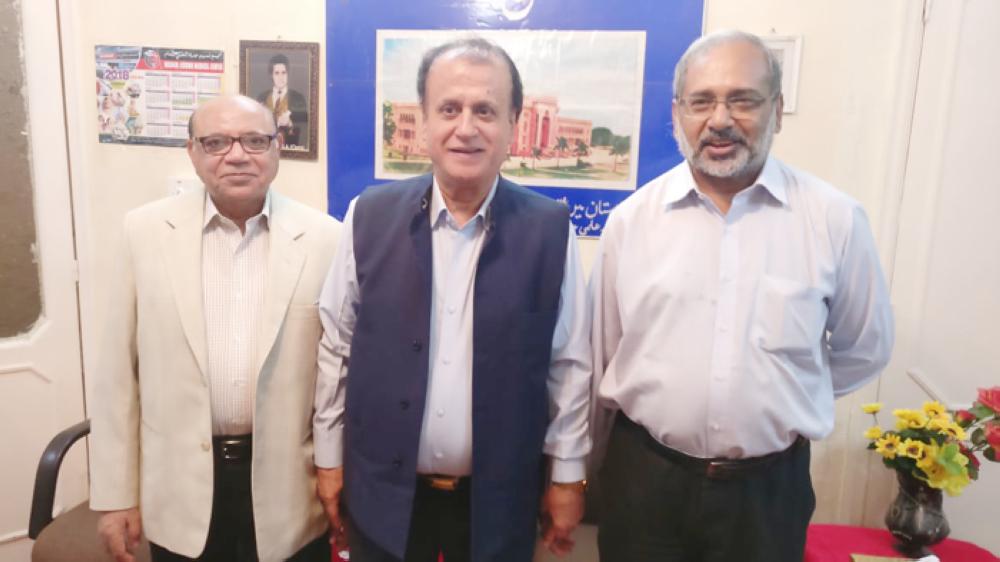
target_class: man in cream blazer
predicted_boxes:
[89,95,339,562]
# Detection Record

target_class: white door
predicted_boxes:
[860,0,1000,552]
[0,2,87,561]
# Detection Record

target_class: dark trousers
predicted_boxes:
[150,437,329,562]
[598,414,815,562]
[346,478,471,562]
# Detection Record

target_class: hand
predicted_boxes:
[540,483,585,557]
[316,466,347,548]
[97,508,143,562]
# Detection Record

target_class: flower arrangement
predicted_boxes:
[862,386,1000,496]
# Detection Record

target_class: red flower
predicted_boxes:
[978,386,1000,414]
[960,443,981,470]
[986,422,1000,449]
[955,409,976,427]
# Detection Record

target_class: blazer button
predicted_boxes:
[412,340,422,352]
[400,400,410,410]
[201,441,211,452]
[392,458,403,469]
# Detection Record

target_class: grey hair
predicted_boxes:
[672,30,782,99]
[416,36,524,121]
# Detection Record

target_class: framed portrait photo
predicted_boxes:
[761,35,803,114]
[239,40,319,160]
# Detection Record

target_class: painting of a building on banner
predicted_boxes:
[375,29,646,191]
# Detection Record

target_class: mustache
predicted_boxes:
[699,128,747,148]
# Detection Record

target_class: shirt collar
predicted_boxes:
[203,190,271,230]
[430,175,499,229]
[664,155,787,210]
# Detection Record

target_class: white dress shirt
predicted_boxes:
[202,193,270,435]
[591,157,894,459]
[314,177,592,482]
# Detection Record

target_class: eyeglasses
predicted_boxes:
[196,134,276,155]
[677,94,774,119]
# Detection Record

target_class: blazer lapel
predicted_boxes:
[410,179,434,288]
[255,193,306,379]
[162,189,210,382]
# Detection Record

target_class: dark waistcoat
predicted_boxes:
[343,174,569,561]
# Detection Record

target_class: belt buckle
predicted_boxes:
[220,439,247,461]
[426,475,460,491]
[705,460,733,480]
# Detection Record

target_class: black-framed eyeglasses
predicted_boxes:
[196,134,277,155]
[678,93,776,119]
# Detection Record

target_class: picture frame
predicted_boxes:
[762,35,803,114]
[239,40,319,160]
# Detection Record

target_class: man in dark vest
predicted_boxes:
[312,38,592,562]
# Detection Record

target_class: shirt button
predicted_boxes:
[412,340,423,352]
[447,305,456,314]
[201,441,211,452]
[711,423,722,432]
[434,452,444,459]
[436,408,445,417]
[719,325,729,333]
[442,357,451,365]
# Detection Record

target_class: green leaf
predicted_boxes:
[937,443,965,475]
[971,428,986,446]
[969,404,993,418]
[986,448,997,462]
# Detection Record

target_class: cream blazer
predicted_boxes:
[89,187,340,561]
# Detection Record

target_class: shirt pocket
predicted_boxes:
[752,275,827,359]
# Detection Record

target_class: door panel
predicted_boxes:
[0,1,86,560]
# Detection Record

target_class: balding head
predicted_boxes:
[672,30,782,100]
[186,94,280,228]
[188,94,276,139]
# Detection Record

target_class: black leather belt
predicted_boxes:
[213,435,252,463]
[617,412,807,480]
[417,474,470,492]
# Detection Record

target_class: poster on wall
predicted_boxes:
[327,0,704,236]
[95,45,224,147]
[239,40,320,160]
[376,30,645,192]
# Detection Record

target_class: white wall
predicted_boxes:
[46,0,999,557]
[860,0,1000,550]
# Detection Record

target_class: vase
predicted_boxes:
[884,471,950,557]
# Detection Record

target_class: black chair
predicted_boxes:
[29,419,150,562]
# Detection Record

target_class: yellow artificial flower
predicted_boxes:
[922,401,947,418]
[927,417,948,432]
[864,426,884,440]
[917,442,940,470]
[901,439,926,460]
[940,471,971,496]
[922,462,947,482]
[862,402,883,414]
[875,434,902,459]
[944,422,967,441]
[926,459,970,497]
[894,409,928,430]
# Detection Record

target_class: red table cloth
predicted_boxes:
[805,524,998,562]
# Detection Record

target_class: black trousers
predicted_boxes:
[598,414,815,562]
[150,443,330,562]
[346,478,471,562]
